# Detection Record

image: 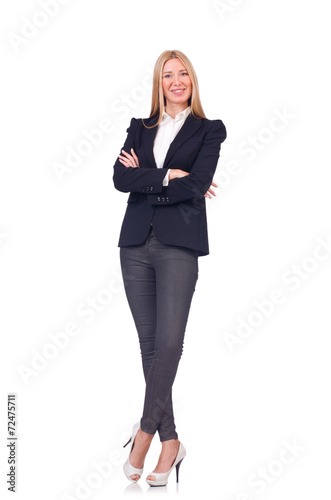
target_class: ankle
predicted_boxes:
[161,438,179,449]
[162,438,179,444]
[137,429,154,443]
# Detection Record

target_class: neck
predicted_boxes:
[165,101,189,119]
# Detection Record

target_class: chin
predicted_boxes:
[168,96,187,104]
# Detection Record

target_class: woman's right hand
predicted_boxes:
[169,169,189,180]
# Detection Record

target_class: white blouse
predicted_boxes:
[153,106,191,186]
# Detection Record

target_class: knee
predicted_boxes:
[157,340,184,364]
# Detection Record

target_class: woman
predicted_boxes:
[113,49,226,487]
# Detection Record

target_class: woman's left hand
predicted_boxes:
[204,182,218,199]
[118,148,140,168]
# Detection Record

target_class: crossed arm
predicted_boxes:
[118,148,218,198]
[113,117,227,204]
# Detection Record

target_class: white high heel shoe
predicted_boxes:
[146,441,186,487]
[123,422,144,482]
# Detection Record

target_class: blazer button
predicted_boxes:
[150,186,154,191]
[166,197,170,201]
[142,188,146,192]
[157,197,161,202]
[161,197,165,201]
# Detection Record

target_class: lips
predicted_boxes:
[171,89,186,96]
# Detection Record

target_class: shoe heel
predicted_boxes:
[175,458,184,483]
[123,436,132,448]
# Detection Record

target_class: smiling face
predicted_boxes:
[162,57,192,110]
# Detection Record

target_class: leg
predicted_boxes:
[140,237,199,442]
[120,243,177,441]
[120,245,156,480]
[141,238,198,480]
[120,245,157,380]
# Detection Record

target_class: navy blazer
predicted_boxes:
[113,112,227,256]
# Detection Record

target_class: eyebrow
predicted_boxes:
[163,69,187,74]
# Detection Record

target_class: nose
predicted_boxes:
[173,74,182,86]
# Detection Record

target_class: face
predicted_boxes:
[162,58,192,108]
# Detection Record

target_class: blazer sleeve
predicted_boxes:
[147,119,227,206]
[112,117,168,194]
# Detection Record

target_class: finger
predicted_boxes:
[121,149,131,158]
[211,182,218,188]
[208,189,216,197]
[119,159,132,168]
[121,149,135,163]
[118,155,131,162]
[118,156,131,165]
[130,148,140,167]
[121,150,137,168]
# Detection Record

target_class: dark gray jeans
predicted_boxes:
[120,225,199,442]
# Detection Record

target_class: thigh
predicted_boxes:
[151,242,199,354]
[120,246,157,347]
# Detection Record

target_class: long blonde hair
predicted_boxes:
[142,50,206,129]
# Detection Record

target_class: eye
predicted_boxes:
[181,72,188,76]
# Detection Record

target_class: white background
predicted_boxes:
[1,0,331,499]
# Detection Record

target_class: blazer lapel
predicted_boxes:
[163,113,203,169]
[143,115,159,169]
[143,112,203,169]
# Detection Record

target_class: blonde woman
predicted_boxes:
[113,49,227,486]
